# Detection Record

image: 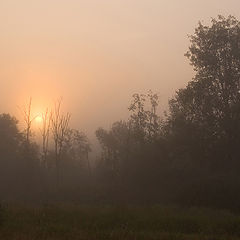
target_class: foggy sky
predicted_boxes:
[0,0,240,137]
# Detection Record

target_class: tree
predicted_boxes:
[51,99,71,183]
[160,15,240,207]
[62,129,91,172]
[0,114,39,200]
[128,90,161,142]
[185,15,240,136]
[167,15,240,168]
[95,91,163,203]
[40,109,51,168]
[96,121,131,177]
[18,98,40,174]
[21,98,37,146]
[0,114,22,160]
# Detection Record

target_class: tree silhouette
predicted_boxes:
[166,16,240,168]
[40,109,51,168]
[51,99,71,184]
[21,98,37,146]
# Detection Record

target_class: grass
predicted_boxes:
[0,204,240,239]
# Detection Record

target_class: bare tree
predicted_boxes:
[51,99,71,183]
[21,97,37,146]
[40,109,51,168]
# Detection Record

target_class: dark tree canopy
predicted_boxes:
[0,114,22,161]
[167,16,240,168]
[185,15,240,126]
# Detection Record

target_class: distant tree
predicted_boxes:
[18,98,40,174]
[0,114,29,199]
[96,91,162,203]
[96,121,131,177]
[40,109,51,168]
[51,99,71,184]
[146,90,161,140]
[0,114,22,158]
[128,93,147,142]
[97,91,161,173]
[21,98,36,146]
[128,91,161,142]
[62,129,91,172]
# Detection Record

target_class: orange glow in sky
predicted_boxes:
[0,0,239,137]
[35,115,43,124]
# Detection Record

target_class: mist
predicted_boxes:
[1,1,240,239]
[1,0,239,137]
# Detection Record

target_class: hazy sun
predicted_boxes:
[35,115,43,123]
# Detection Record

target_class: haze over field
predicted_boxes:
[2,2,240,239]
[1,0,240,136]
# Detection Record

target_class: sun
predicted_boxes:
[35,115,43,123]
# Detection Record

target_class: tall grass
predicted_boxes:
[0,204,240,239]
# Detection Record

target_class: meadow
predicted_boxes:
[0,204,240,240]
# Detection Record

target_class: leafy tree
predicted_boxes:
[186,15,240,136]
[0,114,22,161]
[96,121,129,176]
[128,90,161,142]
[62,129,91,169]
[96,91,161,177]
[160,15,240,207]
[0,114,39,200]
[168,15,240,168]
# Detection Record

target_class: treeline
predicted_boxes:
[0,110,91,203]
[95,15,240,208]
[1,15,240,209]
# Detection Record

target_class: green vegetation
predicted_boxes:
[1,205,240,239]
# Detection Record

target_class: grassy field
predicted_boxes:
[0,204,240,239]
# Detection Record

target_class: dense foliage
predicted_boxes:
[96,15,240,208]
[1,16,240,209]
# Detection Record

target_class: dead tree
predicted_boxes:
[40,109,51,168]
[20,97,38,174]
[51,100,71,184]
[22,98,35,145]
